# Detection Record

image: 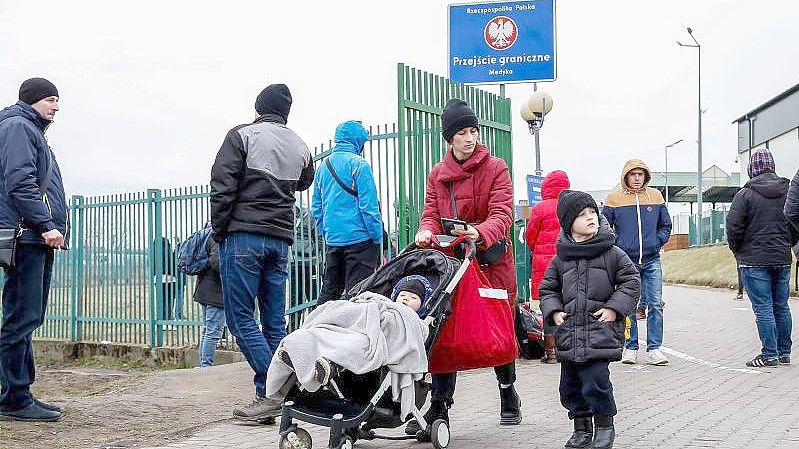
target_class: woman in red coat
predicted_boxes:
[414,99,521,428]
[525,170,570,363]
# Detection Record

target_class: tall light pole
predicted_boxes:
[664,139,683,211]
[520,87,554,176]
[678,27,703,244]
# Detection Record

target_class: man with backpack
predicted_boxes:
[312,120,382,304]
[210,84,314,422]
[177,223,225,368]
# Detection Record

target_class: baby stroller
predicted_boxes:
[277,236,477,449]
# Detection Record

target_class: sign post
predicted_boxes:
[449,0,557,84]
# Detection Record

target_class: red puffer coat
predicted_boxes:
[419,144,517,302]
[526,170,570,299]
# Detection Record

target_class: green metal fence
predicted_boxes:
[688,207,730,246]
[396,63,513,248]
[25,128,401,348]
[15,64,522,348]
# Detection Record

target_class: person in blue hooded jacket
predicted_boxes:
[0,78,69,422]
[312,121,382,304]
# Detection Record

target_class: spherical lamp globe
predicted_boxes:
[527,91,554,116]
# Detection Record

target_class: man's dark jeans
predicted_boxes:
[0,244,54,411]
[317,240,380,304]
[740,266,792,359]
[560,360,616,419]
[431,361,516,406]
[219,233,289,398]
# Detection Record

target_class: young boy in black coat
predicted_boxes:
[540,190,640,449]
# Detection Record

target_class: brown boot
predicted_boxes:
[541,334,558,364]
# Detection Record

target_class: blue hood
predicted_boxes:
[332,121,369,154]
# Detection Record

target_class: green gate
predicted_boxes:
[396,64,514,247]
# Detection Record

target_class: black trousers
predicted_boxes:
[0,244,54,411]
[317,241,380,304]
[431,360,516,406]
[559,360,617,419]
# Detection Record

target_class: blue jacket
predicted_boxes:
[602,159,671,264]
[0,102,68,245]
[312,121,382,247]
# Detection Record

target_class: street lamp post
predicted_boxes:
[520,85,554,176]
[678,27,703,244]
[664,139,683,211]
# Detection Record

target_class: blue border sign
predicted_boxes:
[527,174,544,205]
[449,0,556,84]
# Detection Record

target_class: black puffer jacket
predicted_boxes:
[193,237,222,308]
[540,226,640,363]
[727,173,798,266]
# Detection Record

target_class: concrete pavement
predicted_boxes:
[140,285,799,449]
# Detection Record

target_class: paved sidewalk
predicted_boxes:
[141,286,799,449]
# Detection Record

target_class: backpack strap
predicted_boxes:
[325,158,358,197]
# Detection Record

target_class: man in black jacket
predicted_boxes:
[727,148,797,368]
[0,78,68,422]
[210,84,314,421]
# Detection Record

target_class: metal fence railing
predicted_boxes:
[5,65,520,348]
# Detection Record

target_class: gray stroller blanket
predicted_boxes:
[265,292,429,417]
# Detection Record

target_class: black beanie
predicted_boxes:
[441,99,478,142]
[19,78,59,105]
[255,84,292,121]
[557,190,599,234]
[399,279,426,300]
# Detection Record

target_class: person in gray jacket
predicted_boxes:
[210,84,314,422]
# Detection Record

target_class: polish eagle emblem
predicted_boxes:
[484,16,518,50]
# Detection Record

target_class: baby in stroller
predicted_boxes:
[256,275,434,420]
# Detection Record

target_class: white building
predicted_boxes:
[734,82,799,181]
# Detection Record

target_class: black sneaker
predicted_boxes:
[745,355,778,367]
[405,419,421,435]
[315,358,344,398]
[779,356,791,365]
[276,345,293,369]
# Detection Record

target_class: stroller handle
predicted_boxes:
[397,235,476,260]
[430,235,476,260]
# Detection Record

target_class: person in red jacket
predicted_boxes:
[413,98,521,429]
[526,170,570,363]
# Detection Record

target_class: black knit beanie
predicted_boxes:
[397,279,426,301]
[19,78,59,105]
[557,190,599,234]
[255,84,292,121]
[441,99,478,142]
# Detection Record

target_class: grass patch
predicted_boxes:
[661,244,739,289]
[70,356,185,371]
[662,244,799,292]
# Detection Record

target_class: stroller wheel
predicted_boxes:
[430,419,450,449]
[337,436,354,449]
[279,427,312,449]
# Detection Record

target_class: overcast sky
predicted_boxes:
[1,0,797,211]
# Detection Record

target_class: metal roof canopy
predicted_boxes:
[610,165,741,204]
